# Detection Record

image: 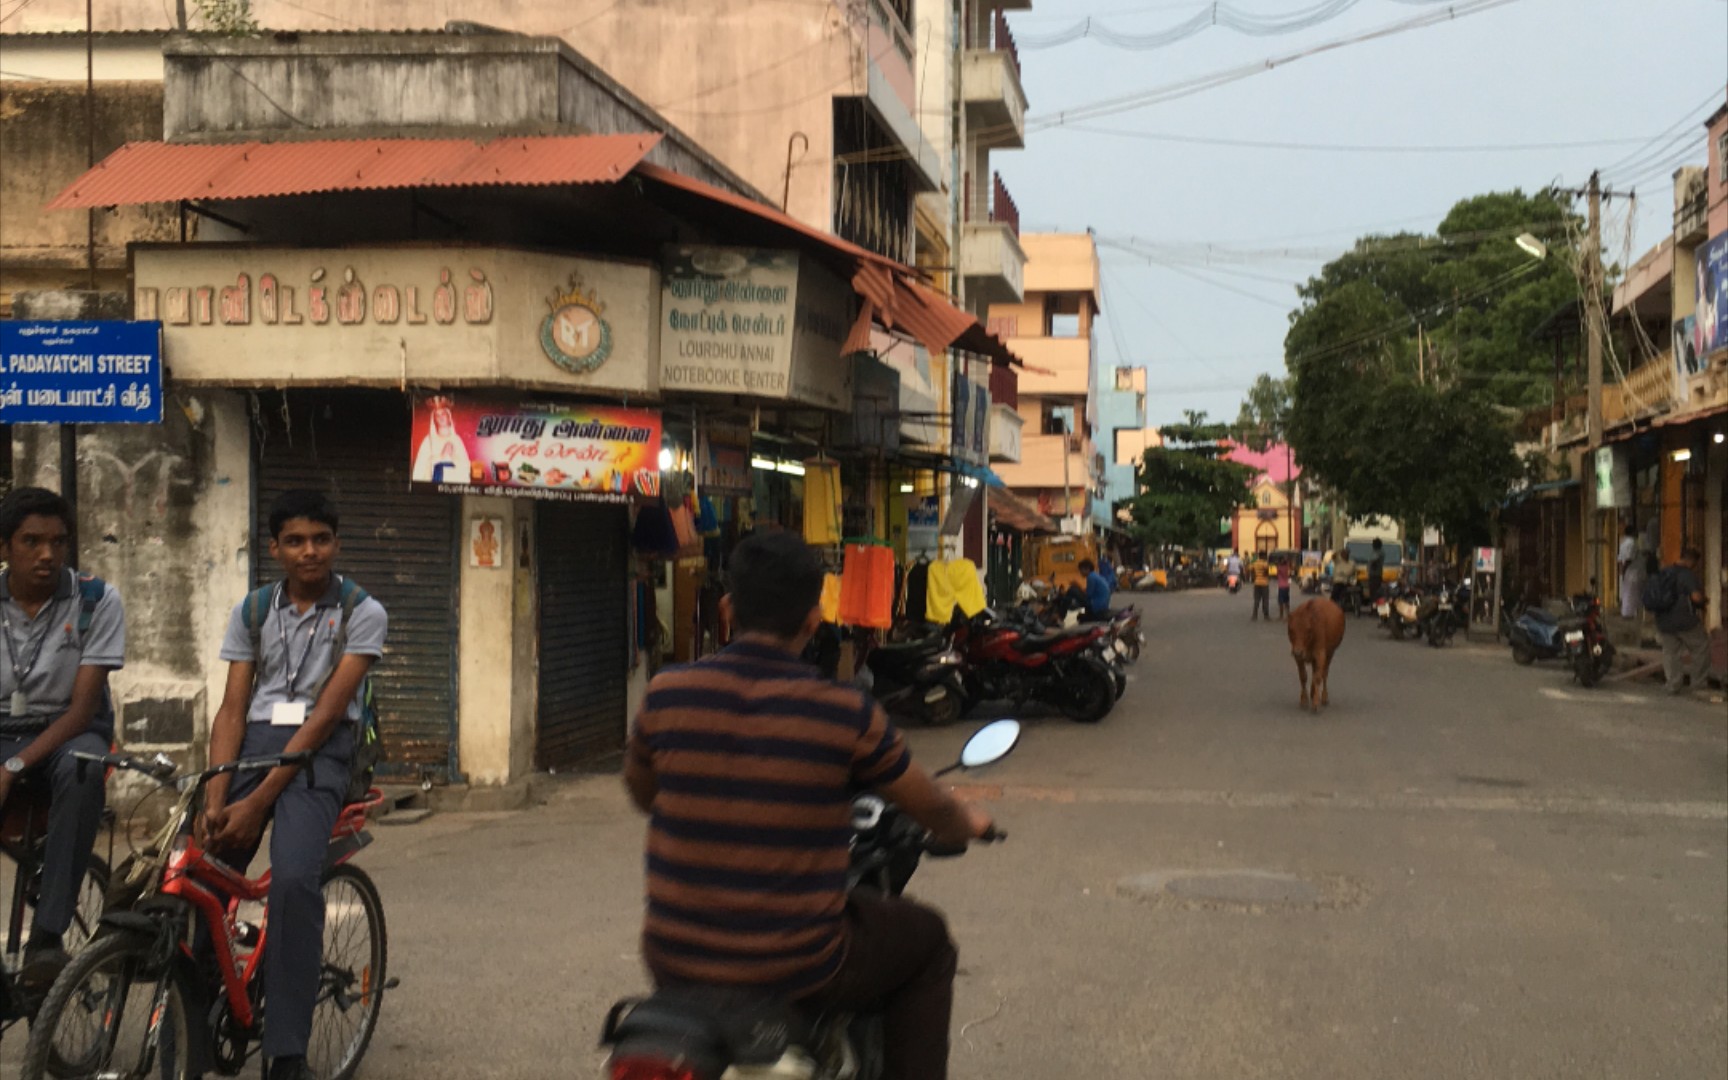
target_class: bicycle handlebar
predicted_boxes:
[72,749,317,788]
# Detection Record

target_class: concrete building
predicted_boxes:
[1095,365,1147,527]
[990,232,1101,532]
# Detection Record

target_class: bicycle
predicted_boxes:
[1,769,112,1037]
[19,749,392,1080]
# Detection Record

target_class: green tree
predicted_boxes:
[1233,373,1291,452]
[1121,412,1255,550]
[1283,190,1577,544]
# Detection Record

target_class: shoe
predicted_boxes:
[19,941,71,992]
[267,1057,320,1080]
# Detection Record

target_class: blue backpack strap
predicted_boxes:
[76,574,108,635]
[241,582,279,660]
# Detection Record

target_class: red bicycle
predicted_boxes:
[19,750,390,1080]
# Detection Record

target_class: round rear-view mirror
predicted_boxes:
[959,719,1021,770]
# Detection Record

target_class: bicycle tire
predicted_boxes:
[305,862,388,1080]
[0,852,107,956]
[21,929,195,1080]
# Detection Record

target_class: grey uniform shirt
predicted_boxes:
[0,569,126,735]
[1655,566,1704,635]
[219,576,387,723]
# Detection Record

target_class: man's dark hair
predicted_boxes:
[727,531,825,639]
[269,489,340,539]
[1078,559,1096,574]
[0,486,73,544]
[1371,538,1383,551]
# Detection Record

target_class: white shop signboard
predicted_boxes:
[659,246,857,411]
[131,245,659,394]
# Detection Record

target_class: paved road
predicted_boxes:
[8,589,1724,1077]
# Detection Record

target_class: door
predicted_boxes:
[536,503,629,770]
[253,390,460,783]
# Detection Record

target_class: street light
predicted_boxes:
[1515,233,1548,261]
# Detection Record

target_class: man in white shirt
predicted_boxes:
[1617,524,1643,619]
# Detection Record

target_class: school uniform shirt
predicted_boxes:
[218,577,387,724]
[0,569,125,735]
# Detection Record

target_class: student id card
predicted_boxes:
[270,702,308,727]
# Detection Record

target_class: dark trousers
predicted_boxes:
[808,893,957,1080]
[0,730,107,937]
[221,723,354,1060]
[1252,585,1271,620]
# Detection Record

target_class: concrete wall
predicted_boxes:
[457,495,523,785]
[0,34,168,81]
[1708,106,1727,238]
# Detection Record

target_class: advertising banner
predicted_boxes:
[0,320,162,424]
[410,394,661,504]
[1695,231,1728,362]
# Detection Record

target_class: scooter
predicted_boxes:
[1226,573,1242,595]
[1508,596,1588,666]
[1567,590,1616,688]
[859,629,967,727]
[601,720,1019,1080]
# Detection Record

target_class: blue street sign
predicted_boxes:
[0,320,163,424]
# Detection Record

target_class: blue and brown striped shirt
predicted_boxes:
[628,639,911,997]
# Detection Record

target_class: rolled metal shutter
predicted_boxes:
[253,391,459,783]
[536,502,628,770]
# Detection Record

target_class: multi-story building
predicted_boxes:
[990,232,1101,532]
[1095,366,1148,527]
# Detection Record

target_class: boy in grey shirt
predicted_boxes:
[200,490,386,1080]
[0,487,125,988]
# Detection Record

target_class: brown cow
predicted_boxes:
[1287,597,1345,713]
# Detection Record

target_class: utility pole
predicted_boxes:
[1584,170,1605,590]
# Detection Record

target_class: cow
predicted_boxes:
[1287,597,1345,713]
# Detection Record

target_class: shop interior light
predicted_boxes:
[657,448,674,471]
[899,483,915,494]
[751,457,777,472]
[1671,448,1692,462]
[1715,433,1726,445]
[776,461,806,477]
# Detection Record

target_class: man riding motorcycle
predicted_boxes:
[623,531,995,1080]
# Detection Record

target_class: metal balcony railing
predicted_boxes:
[966,8,1022,81]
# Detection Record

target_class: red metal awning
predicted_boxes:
[988,486,1057,534]
[45,133,662,208]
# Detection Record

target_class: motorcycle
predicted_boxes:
[957,612,1117,723]
[859,629,967,727]
[1508,595,1589,666]
[601,720,1019,1080]
[1388,583,1426,641]
[1566,590,1616,688]
[1226,573,1242,595]
[1422,581,1469,647]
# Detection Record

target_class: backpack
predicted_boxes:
[75,574,116,733]
[1641,568,1681,615]
[241,576,379,803]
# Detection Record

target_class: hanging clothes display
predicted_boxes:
[820,572,843,625]
[945,557,988,618]
[903,557,931,623]
[839,545,894,629]
[803,458,842,546]
[924,558,958,625]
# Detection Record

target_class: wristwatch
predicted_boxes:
[3,756,24,776]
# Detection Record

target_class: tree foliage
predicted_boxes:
[1233,373,1291,452]
[1282,190,1579,543]
[1122,412,1255,550]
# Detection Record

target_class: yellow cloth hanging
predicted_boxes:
[945,558,987,618]
[925,557,958,624]
[802,459,842,546]
[820,573,842,625]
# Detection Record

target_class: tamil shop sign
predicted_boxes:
[659,246,857,410]
[0,320,162,424]
[410,394,662,505]
[132,246,659,393]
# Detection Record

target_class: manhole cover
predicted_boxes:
[1118,869,1324,906]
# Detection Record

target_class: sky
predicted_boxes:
[1001,0,1728,428]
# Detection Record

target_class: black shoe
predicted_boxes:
[19,939,72,993]
[268,1056,320,1080]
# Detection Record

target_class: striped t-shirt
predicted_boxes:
[628,639,912,997]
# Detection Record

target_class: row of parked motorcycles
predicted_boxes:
[857,596,1143,726]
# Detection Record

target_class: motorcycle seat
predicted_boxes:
[1012,631,1069,652]
[1521,607,1559,625]
[603,986,812,1067]
[872,635,946,657]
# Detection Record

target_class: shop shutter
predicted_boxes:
[536,502,629,770]
[253,391,459,783]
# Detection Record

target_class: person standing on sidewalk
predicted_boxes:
[1617,524,1644,619]
[1276,556,1293,620]
[1251,553,1272,621]
[1650,547,1711,697]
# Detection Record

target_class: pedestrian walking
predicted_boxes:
[1251,553,1272,621]
[1367,538,1385,605]
[1617,524,1644,619]
[1276,556,1292,620]
[1645,547,1712,697]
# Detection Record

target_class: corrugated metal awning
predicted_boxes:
[46,133,663,208]
[989,487,1058,534]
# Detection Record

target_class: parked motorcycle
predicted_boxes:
[1567,590,1616,687]
[601,719,1018,1080]
[957,613,1117,723]
[1422,581,1469,647]
[1508,596,1589,666]
[859,629,967,726]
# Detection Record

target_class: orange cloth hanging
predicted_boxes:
[839,545,894,629]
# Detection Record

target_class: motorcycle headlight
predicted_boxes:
[937,650,963,666]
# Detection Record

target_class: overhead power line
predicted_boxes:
[1018,0,1480,51]
[1060,125,1656,155]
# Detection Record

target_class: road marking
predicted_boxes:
[949,783,1727,821]
[1539,687,1648,705]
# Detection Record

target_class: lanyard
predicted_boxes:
[1,585,67,695]
[273,584,325,702]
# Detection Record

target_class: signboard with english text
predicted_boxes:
[0,320,162,424]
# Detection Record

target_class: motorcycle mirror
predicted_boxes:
[939,719,1022,776]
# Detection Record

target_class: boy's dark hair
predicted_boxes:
[1078,559,1096,574]
[269,489,340,539]
[1372,538,1383,550]
[0,486,73,544]
[727,531,825,639]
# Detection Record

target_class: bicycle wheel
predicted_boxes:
[20,929,194,1080]
[305,863,387,1080]
[0,853,106,957]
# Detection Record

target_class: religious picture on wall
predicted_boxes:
[413,394,473,484]
[471,517,503,568]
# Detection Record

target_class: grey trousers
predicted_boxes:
[0,729,107,938]
[222,722,354,1060]
[1660,626,1711,693]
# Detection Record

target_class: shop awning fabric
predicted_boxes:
[47,136,1024,370]
[989,486,1058,534]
